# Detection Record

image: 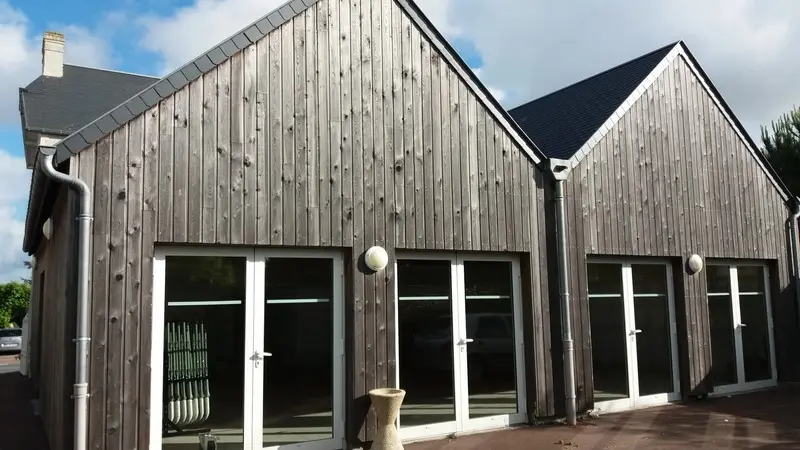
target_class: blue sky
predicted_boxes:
[1,0,798,282]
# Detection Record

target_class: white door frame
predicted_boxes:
[393,252,527,442]
[708,263,777,397]
[589,260,681,414]
[149,246,345,450]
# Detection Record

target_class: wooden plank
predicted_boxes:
[609,115,623,253]
[172,86,189,243]
[645,87,659,254]
[329,0,343,247]
[317,1,332,246]
[450,69,463,249]
[486,119,498,251]
[476,105,489,250]
[122,115,143,450]
[502,133,514,250]
[106,127,128,450]
[420,34,435,249]
[256,39,270,245]
[306,7,320,246]
[269,29,284,244]
[401,13,414,248]
[158,96,174,242]
[352,0,366,253]
[657,72,675,254]
[459,82,472,249]
[430,50,444,249]
[282,18,297,245]
[243,44,258,245]
[341,0,353,248]
[187,79,204,242]
[89,139,111,450]
[383,0,397,388]
[374,0,388,389]
[440,64,453,250]
[137,209,156,449]
[230,52,245,245]
[412,26,424,248]
[495,115,507,251]
[468,94,481,250]
[391,3,405,249]
[202,68,218,243]
[295,13,308,246]
[216,59,232,244]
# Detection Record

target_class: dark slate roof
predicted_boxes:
[19,65,157,136]
[509,42,677,160]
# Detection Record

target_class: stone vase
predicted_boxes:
[369,388,406,450]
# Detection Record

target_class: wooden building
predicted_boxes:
[511,41,800,415]
[19,2,800,450]
[21,1,555,449]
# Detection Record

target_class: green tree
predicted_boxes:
[762,106,800,196]
[0,281,31,328]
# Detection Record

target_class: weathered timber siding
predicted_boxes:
[552,54,796,413]
[70,0,551,447]
[33,186,78,450]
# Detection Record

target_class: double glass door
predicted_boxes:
[154,248,344,450]
[707,264,776,395]
[587,261,680,413]
[395,254,526,441]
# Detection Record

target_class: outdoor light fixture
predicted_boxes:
[365,246,389,272]
[687,254,704,274]
[42,218,52,240]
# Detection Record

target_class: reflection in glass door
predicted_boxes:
[588,261,680,413]
[395,254,526,442]
[707,264,776,395]
[151,248,344,450]
[253,251,344,450]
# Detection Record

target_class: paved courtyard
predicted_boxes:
[408,385,800,450]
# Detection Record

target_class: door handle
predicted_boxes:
[252,351,273,368]
[630,329,642,335]
[739,323,747,328]
[457,338,474,346]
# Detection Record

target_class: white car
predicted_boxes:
[0,328,22,354]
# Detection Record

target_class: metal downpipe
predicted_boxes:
[550,159,576,426]
[39,146,92,450]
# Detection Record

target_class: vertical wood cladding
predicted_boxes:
[558,54,794,412]
[71,0,551,446]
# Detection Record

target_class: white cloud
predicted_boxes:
[414,0,800,141]
[0,0,113,126]
[0,148,31,282]
[137,0,288,74]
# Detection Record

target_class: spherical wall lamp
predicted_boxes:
[687,254,704,275]
[42,218,52,240]
[364,246,389,272]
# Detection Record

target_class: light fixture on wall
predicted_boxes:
[42,218,52,240]
[687,254,704,274]
[364,246,389,272]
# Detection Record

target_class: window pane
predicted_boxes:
[631,264,673,396]
[397,260,455,427]
[737,267,772,382]
[162,256,246,450]
[707,265,737,386]
[262,258,334,446]
[737,266,765,293]
[587,263,629,402]
[464,261,518,419]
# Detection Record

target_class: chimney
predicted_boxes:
[42,31,65,77]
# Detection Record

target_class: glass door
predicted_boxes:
[588,261,680,414]
[252,250,345,450]
[395,254,526,442]
[707,264,776,396]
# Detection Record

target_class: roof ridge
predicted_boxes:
[63,64,158,80]
[510,41,679,111]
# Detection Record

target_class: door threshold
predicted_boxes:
[590,399,679,417]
